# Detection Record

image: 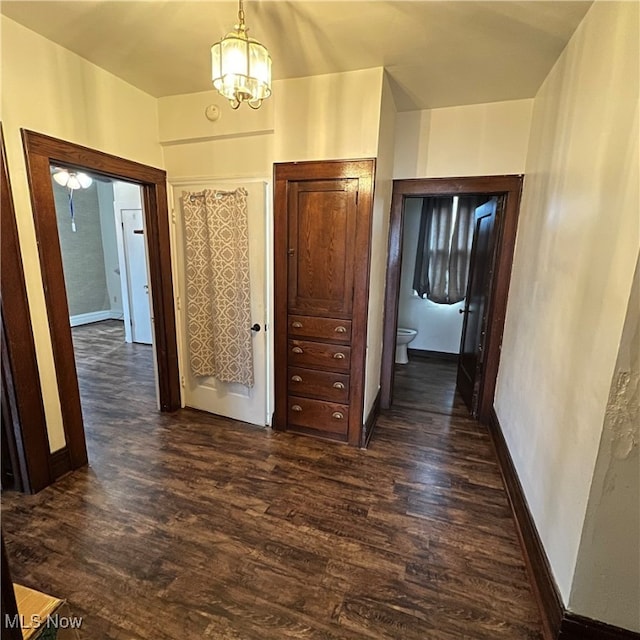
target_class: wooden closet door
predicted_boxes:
[274,159,375,446]
[287,179,358,318]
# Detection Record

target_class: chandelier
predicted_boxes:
[211,0,272,110]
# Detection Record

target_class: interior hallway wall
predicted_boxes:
[393,98,533,180]
[364,71,397,419]
[495,0,639,616]
[159,69,386,422]
[0,16,164,451]
[569,254,640,631]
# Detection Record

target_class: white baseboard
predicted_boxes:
[70,310,124,327]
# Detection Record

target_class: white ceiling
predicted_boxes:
[1,0,592,111]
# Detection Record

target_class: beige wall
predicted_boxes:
[273,68,383,163]
[570,254,640,631]
[1,16,163,451]
[364,72,396,418]
[160,69,386,427]
[495,0,639,607]
[394,99,533,179]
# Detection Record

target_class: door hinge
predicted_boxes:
[171,208,176,225]
[176,295,181,311]
[181,375,186,388]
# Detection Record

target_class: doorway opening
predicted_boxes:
[50,166,157,440]
[21,130,180,482]
[380,175,523,423]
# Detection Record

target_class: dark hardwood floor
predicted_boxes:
[2,324,544,639]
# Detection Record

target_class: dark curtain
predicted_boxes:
[448,196,480,303]
[413,196,479,304]
[413,197,454,303]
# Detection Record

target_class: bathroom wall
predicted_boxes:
[397,197,464,354]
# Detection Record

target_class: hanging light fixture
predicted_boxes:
[52,168,93,233]
[53,169,93,190]
[211,0,272,110]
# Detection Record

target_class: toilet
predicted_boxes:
[395,327,418,364]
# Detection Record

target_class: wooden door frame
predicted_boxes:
[21,130,180,473]
[380,175,523,422]
[0,124,51,493]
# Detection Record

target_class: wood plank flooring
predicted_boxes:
[2,322,544,639]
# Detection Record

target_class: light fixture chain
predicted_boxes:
[238,0,245,26]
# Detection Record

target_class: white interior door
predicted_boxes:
[172,181,269,427]
[122,208,152,345]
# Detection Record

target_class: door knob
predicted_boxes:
[250,323,261,332]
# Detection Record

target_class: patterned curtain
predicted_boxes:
[182,188,254,387]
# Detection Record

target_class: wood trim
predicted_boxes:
[360,389,381,448]
[21,130,180,473]
[0,124,51,494]
[559,613,640,640]
[488,408,640,640]
[49,447,72,481]
[488,407,562,640]
[380,175,523,418]
[407,348,459,361]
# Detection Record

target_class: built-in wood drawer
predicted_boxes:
[287,367,350,403]
[288,340,351,372]
[288,315,352,343]
[287,396,349,435]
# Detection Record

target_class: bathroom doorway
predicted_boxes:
[380,175,523,423]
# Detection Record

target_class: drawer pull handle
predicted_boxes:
[332,412,344,420]
[291,375,302,383]
[291,404,302,412]
[333,352,345,360]
[332,382,345,389]
[292,321,303,328]
[292,346,303,354]
[335,326,347,333]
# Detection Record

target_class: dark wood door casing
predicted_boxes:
[0,124,51,493]
[21,130,181,473]
[380,175,523,422]
[274,159,375,446]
